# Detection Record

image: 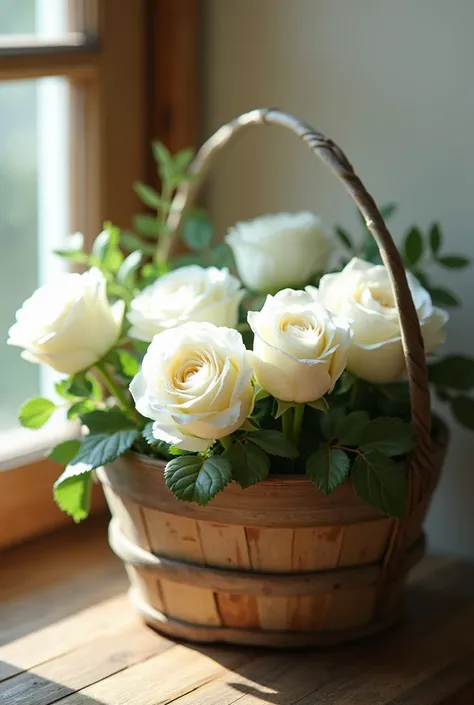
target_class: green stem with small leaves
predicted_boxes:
[94,363,136,421]
[281,407,294,443]
[154,181,174,270]
[292,403,305,445]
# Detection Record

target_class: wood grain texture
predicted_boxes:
[2,521,474,704]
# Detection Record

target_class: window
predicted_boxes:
[0,0,198,547]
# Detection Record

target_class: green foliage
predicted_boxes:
[429,287,459,307]
[403,227,423,267]
[335,226,353,250]
[352,451,407,518]
[70,430,139,468]
[183,214,213,251]
[80,409,136,433]
[54,471,93,523]
[429,356,474,390]
[141,423,173,458]
[19,397,56,428]
[306,398,329,413]
[437,255,469,269]
[48,440,82,465]
[337,411,370,446]
[133,182,164,209]
[451,396,474,431]
[429,223,441,255]
[120,231,156,256]
[67,372,103,400]
[115,349,140,379]
[224,441,270,488]
[133,214,162,238]
[248,429,299,458]
[164,455,231,505]
[359,417,415,456]
[306,446,350,495]
[275,399,296,419]
[116,251,142,289]
[67,400,96,420]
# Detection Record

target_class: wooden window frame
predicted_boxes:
[0,0,198,549]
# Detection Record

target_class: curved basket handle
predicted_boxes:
[167,108,432,510]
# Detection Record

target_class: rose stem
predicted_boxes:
[292,403,305,444]
[94,363,136,421]
[281,407,294,443]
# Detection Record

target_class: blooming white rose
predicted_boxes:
[130,322,254,452]
[127,265,244,342]
[225,211,333,294]
[313,257,449,384]
[247,289,352,403]
[7,267,124,375]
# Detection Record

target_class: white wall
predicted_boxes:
[203,0,474,557]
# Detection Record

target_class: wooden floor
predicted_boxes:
[1,516,474,705]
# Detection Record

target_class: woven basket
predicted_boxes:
[98,109,450,647]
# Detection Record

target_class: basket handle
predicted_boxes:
[167,108,432,506]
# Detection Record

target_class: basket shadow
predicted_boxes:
[177,564,474,704]
[0,662,107,704]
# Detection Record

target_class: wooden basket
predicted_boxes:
[98,109,450,647]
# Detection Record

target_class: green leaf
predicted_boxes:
[55,379,77,401]
[48,440,82,465]
[19,398,56,429]
[275,400,295,419]
[152,141,174,182]
[306,398,329,413]
[336,372,356,395]
[67,400,96,420]
[429,223,442,255]
[224,442,270,488]
[429,287,459,307]
[380,203,397,220]
[92,225,123,272]
[68,373,103,400]
[210,243,234,269]
[412,269,431,290]
[320,407,346,442]
[164,455,231,505]
[451,396,474,431]
[437,255,470,269]
[53,249,91,264]
[54,470,93,523]
[352,450,407,518]
[69,429,139,470]
[306,446,350,495]
[80,410,136,434]
[117,251,142,289]
[141,423,172,455]
[120,231,156,256]
[335,227,353,250]
[249,430,298,458]
[338,411,370,446]
[116,349,140,379]
[183,215,213,251]
[403,227,423,267]
[254,385,270,402]
[429,356,474,390]
[133,214,162,238]
[133,182,164,209]
[173,147,195,172]
[359,417,414,456]
[361,234,382,264]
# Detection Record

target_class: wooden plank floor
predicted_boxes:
[1,517,474,704]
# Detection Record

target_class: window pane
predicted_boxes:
[0,77,69,436]
[0,0,84,41]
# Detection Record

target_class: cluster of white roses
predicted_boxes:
[8,211,448,453]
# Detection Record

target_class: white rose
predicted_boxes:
[127,265,244,342]
[314,257,449,384]
[247,289,352,403]
[130,322,254,452]
[225,211,333,294]
[7,267,124,375]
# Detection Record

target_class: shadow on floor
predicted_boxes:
[0,662,106,705]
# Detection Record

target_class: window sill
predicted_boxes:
[0,420,80,471]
